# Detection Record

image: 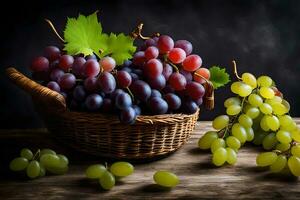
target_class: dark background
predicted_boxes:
[1,0,300,128]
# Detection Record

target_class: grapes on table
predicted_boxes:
[153,170,179,188]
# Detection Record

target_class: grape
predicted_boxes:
[226,136,241,150]
[291,129,300,142]
[288,156,300,176]
[50,68,64,82]
[148,75,166,90]
[257,76,272,87]
[144,59,163,79]
[238,114,253,128]
[212,147,227,166]
[99,57,116,72]
[256,152,277,167]
[46,81,60,92]
[98,72,116,94]
[59,55,74,71]
[231,81,246,94]
[259,87,275,99]
[164,93,181,110]
[232,123,247,143]
[182,55,202,72]
[246,107,260,119]
[144,38,157,47]
[195,97,203,106]
[115,93,132,110]
[181,99,198,114]
[291,145,300,157]
[73,85,86,102]
[121,66,132,73]
[40,154,60,168]
[282,100,290,112]
[248,94,263,107]
[194,68,210,84]
[85,94,103,111]
[245,127,255,141]
[259,103,272,115]
[31,57,49,72]
[40,149,56,156]
[157,35,174,53]
[260,116,270,131]
[20,148,33,160]
[119,107,136,124]
[272,103,288,115]
[179,69,193,83]
[226,148,237,165]
[241,73,257,88]
[168,73,187,91]
[84,59,100,77]
[174,40,193,55]
[58,73,76,90]
[262,133,277,150]
[237,83,252,97]
[224,97,241,108]
[110,162,134,177]
[57,154,69,166]
[265,115,280,131]
[270,155,287,173]
[116,71,132,88]
[132,51,145,66]
[198,131,218,149]
[276,143,290,152]
[148,97,168,115]
[226,105,241,116]
[131,80,151,102]
[132,105,141,116]
[9,157,29,171]
[49,60,59,70]
[44,46,61,61]
[210,138,225,153]
[212,115,229,130]
[186,82,205,100]
[86,164,106,179]
[145,46,159,60]
[151,89,162,98]
[84,77,98,93]
[279,115,293,128]
[153,171,179,187]
[85,54,97,60]
[26,161,40,179]
[101,98,113,113]
[162,63,173,80]
[39,165,46,177]
[168,48,186,64]
[99,171,115,190]
[110,89,124,100]
[72,57,86,77]
[276,130,292,144]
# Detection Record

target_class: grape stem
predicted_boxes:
[45,19,65,43]
[126,87,135,101]
[166,61,179,72]
[32,149,40,160]
[130,23,152,40]
[232,60,242,80]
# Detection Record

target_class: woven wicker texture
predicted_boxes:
[6,67,199,159]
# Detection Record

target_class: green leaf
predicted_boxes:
[99,33,136,65]
[63,12,104,57]
[209,66,230,89]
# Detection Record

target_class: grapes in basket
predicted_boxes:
[29,12,229,124]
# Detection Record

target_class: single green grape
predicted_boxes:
[210,138,225,153]
[230,81,243,94]
[226,136,241,150]
[285,121,297,132]
[291,145,300,157]
[198,131,219,150]
[40,149,56,156]
[238,114,253,128]
[212,115,229,130]
[259,103,272,115]
[275,143,290,152]
[40,154,60,168]
[86,164,107,179]
[260,116,270,132]
[256,152,277,167]
[291,129,300,142]
[226,105,241,116]
[265,96,282,105]
[262,133,277,150]
[110,162,134,177]
[279,115,293,128]
[276,130,292,144]
[288,156,300,176]
[232,123,247,143]
[282,99,290,112]
[248,94,263,107]
[20,148,33,160]
[9,157,29,171]
[265,115,280,131]
[270,155,287,173]
[245,127,255,141]
[99,171,115,190]
[272,103,288,116]
[224,97,241,108]
[242,72,257,88]
[26,161,41,179]
[257,76,273,87]
[237,83,252,97]
[153,170,179,188]
[57,154,69,167]
[259,87,275,99]
[246,107,260,119]
[226,147,237,165]
[212,147,227,166]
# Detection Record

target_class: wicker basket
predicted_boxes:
[6,67,199,159]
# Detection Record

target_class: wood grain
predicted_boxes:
[0,120,300,200]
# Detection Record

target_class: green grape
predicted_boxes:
[198,131,219,150]
[253,131,267,145]
[57,154,69,167]
[243,127,253,142]
[242,72,257,88]
[212,115,229,130]
[291,145,300,157]
[226,148,237,165]
[40,149,56,156]
[279,115,293,128]
[282,99,290,112]
[230,81,243,94]
[39,165,46,177]
[288,156,300,176]
[285,121,297,132]
[260,116,270,131]
[9,157,29,171]
[237,83,252,97]
[262,133,277,150]
[259,103,272,115]
[212,147,227,166]
[226,136,241,150]
[210,138,225,153]
[259,87,275,99]
[47,166,68,175]
[248,94,263,107]
[40,154,60,168]
[265,96,282,105]
[26,161,40,179]
[232,123,247,143]
[265,115,280,131]
[226,105,241,116]
[291,129,300,142]
[246,107,260,119]
[86,164,107,179]
[224,97,241,108]
[238,114,253,128]
[110,162,134,177]
[99,171,115,190]
[153,170,179,188]
[256,152,277,167]
[276,143,290,152]
[270,155,287,173]
[20,148,33,160]
[257,75,272,87]
[276,130,292,144]
[272,103,288,116]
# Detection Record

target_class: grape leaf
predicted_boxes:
[63,12,104,56]
[99,33,136,65]
[209,66,230,89]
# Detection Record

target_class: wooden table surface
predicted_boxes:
[1,120,300,200]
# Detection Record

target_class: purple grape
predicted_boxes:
[132,105,141,116]
[180,69,193,83]
[110,89,124,100]
[85,54,97,60]
[73,85,86,102]
[195,97,203,106]
[58,73,76,90]
[174,40,193,55]
[115,92,132,110]
[119,107,136,124]
[162,63,173,81]
[85,94,103,111]
[182,99,198,114]
[148,74,166,90]
[59,55,74,71]
[164,93,181,110]
[132,51,145,66]
[97,72,116,94]
[44,46,61,61]
[163,85,175,94]
[130,73,139,82]
[49,60,59,71]
[47,81,60,92]
[144,38,157,47]
[84,59,100,77]
[151,89,162,98]
[148,97,168,114]
[130,80,151,102]
[101,98,113,113]
[84,77,98,93]
[132,69,143,76]
[72,57,86,78]
[50,68,64,82]
[186,81,205,100]
[31,57,49,72]
[121,67,132,73]
[116,71,132,88]
[123,60,132,67]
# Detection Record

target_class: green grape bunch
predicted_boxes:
[197,61,300,176]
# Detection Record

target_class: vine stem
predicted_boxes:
[130,23,152,40]
[167,61,179,72]
[45,19,65,43]
[32,149,40,160]
[232,60,242,80]
[126,87,135,101]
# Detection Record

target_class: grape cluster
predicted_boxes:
[9,148,69,179]
[198,64,300,176]
[30,35,210,123]
[85,162,134,190]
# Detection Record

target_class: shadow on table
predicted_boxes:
[135,184,172,193]
[187,147,210,155]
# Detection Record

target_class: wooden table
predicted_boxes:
[1,120,300,200]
